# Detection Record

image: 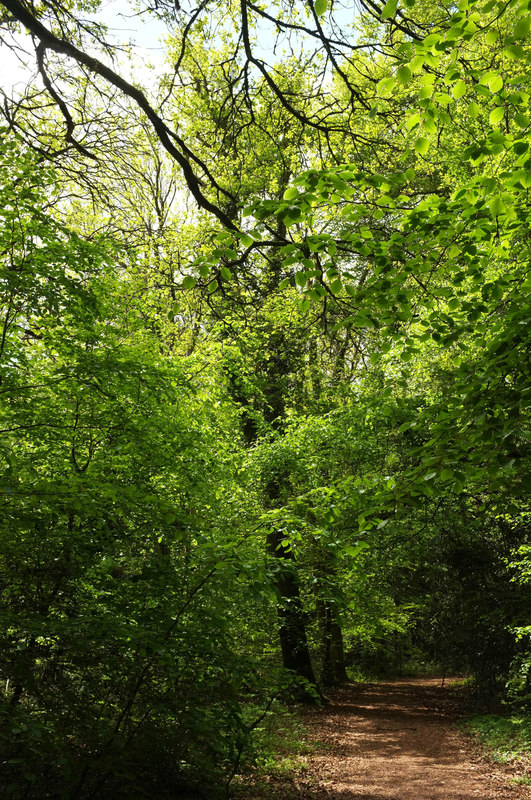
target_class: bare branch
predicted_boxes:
[0,0,239,229]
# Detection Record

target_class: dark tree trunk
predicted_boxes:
[316,599,349,686]
[267,528,317,693]
[221,220,318,696]
[260,326,318,696]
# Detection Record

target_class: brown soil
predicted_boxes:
[237,678,531,800]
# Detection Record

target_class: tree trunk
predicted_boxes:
[267,528,317,694]
[316,599,349,686]
[221,215,318,695]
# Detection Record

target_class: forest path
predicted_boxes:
[242,678,530,800]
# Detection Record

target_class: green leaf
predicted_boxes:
[514,15,531,37]
[485,28,498,44]
[406,112,421,130]
[487,73,504,93]
[330,279,343,295]
[414,136,430,155]
[503,44,525,59]
[207,279,218,293]
[344,542,369,557]
[489,106,505,126]
[314,0,327,15]
[283,186,299,200]
[423,32,441,47]
[489,196,506,217]
[220,267,232,281]
[452,80,467,100]
[377,77,396,97]
[396,65,412,84]
[284,206,302,225]
[467,102,480,119]
[514,168,531,188]
[381,0,398,18]
[182,276,197,290]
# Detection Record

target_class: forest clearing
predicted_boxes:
[0,0,530,796]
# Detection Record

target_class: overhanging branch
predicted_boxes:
[0,0,239,230]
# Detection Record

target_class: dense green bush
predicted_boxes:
[0,138,284,799]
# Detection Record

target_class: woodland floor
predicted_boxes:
[236,678,531,800]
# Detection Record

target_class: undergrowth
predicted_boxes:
[463,712,531,783]
[232,702,328,799]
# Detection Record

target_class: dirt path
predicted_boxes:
[240,678,530,800]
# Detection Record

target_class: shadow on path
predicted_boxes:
[237,677,529,800]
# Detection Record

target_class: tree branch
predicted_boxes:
[0,0,239,229]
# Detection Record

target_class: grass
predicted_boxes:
[463,713,531,764]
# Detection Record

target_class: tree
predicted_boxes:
[1,0,530,793]
[0,132,287,799]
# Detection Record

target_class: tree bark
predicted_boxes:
[264,456,318,697]
[260,322,318,693]
[316,599,349,686]
[267,529,317,691]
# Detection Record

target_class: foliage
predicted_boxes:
[464,713,531,765]
[0,0,530,794]
[506,543,531,707]
[0,133,285,799]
